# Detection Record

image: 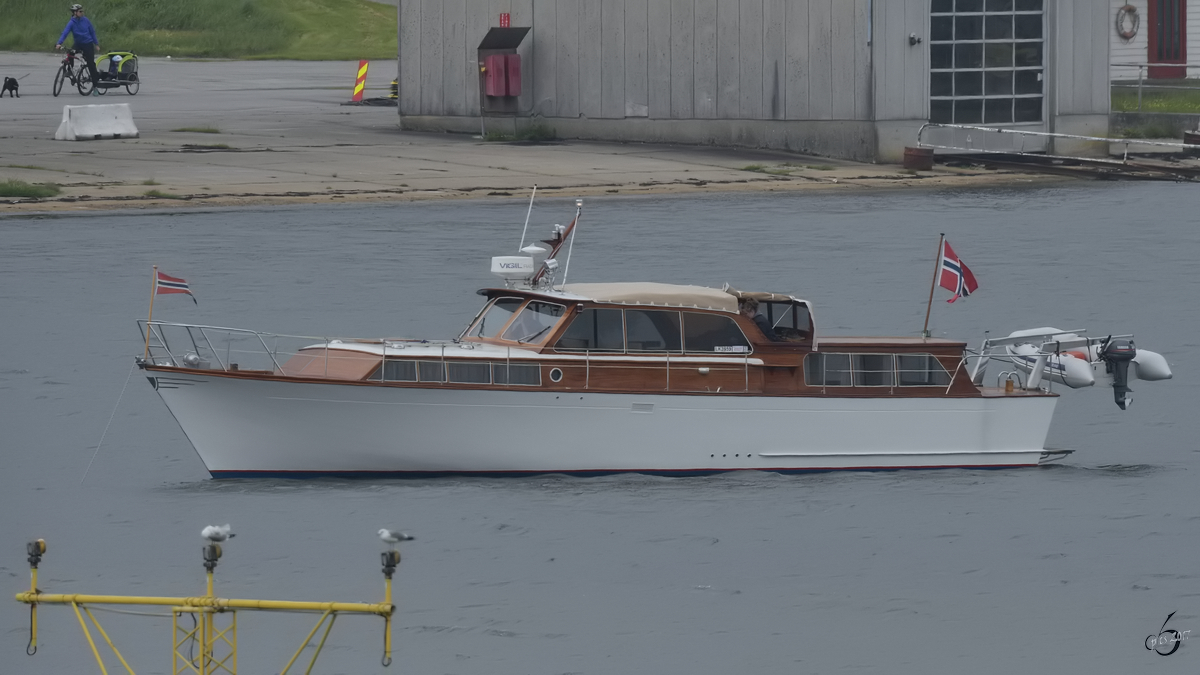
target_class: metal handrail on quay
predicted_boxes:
[917,122,1200,170]
[1112,62,1200,111]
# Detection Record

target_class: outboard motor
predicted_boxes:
[1101,339,1137,409]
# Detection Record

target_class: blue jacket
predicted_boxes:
[58,16,98,47]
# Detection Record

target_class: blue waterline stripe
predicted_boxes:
[210,464,1037,479]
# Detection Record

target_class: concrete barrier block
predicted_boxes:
[54,103,139,141]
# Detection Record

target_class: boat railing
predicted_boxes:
[137,320,434,375]
[138,320,764,392]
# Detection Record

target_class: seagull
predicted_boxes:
[202,524,235,542]
[378,529,414,547]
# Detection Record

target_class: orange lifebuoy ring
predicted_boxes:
[1116,4,1139,40]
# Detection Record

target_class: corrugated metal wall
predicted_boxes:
[1056,0,1111,115]
[397,0,1112,160]
[399,0,873,122]
[871,0,928,122]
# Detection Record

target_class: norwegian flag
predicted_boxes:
[156,271,197,304]
[938,241,978,303]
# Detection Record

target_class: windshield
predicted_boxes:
[501,301,567,344]
[466,297,524,338]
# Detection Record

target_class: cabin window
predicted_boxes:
[804,353,852,386]
[493,362,541,385]
[374,360,417,382]
[418,361,445,382]
[447,361,491,384]
[683,312,750,353]
[467,297,524,338]
[625,310,683,352]
[761,301,812,341]
[804,352,954,387]
[501,301,567,344]
[555,308,625,351]
[897,354,952,386]
[852,354,895,387]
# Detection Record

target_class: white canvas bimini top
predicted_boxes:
[559,282,741,313]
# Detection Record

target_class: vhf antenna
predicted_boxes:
[518,185,537,250]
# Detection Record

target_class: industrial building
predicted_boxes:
[397,1,1111,162]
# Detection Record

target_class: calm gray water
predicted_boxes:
[1,185,1197,674]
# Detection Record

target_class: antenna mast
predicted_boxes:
[518,185,537,250]
[560,200,583,287]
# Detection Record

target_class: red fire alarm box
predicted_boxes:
[504,54,521,97]
[484,54,507,97]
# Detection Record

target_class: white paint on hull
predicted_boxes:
[148,372,1057,475]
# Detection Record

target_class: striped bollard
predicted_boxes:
[352,60,368,102]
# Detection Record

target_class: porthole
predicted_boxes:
[549,368,563,382]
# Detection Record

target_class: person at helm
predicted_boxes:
[55,4,100,94]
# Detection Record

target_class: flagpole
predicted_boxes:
[921,234,945,339]
[144,265,158,359]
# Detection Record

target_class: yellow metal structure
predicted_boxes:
[16,536,404,674]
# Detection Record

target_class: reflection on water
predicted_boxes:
[1,184,1198,674]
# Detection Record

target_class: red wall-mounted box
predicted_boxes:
[484,54,507,97]
[504,54,521,97]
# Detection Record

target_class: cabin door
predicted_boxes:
[1148,0,1187,79]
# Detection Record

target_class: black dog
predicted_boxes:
[1,77,17,98]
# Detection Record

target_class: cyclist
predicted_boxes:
[55,4,99,95]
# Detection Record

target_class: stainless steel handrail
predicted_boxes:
[1111,62,1200,111]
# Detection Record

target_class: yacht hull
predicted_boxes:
[147,370,1058,477]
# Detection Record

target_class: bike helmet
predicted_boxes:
[70,4,83,11]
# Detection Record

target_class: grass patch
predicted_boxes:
[740,164,795,176]
[144,189,185,199]
[142,178,160,185]
[171,126,221,134]
[1116,122,1180,139]
[1112,82,1200,114]
[4,164,61,172]
[485,124,558,143]
[515,123,556,142]
[0,0,397,60]
[783,162,835,171]
[184,143,232,150]
[0,180,61,198]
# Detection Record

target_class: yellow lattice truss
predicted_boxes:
[15,539,402,675]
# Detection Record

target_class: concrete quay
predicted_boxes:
[0,52,1063,213]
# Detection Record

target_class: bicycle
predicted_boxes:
[52,49,94,97]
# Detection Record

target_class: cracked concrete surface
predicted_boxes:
[0,52,1066,212]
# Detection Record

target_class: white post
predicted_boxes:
[1025,353,1050,390]
[969,334,989,385]
[1138,66,1145,111]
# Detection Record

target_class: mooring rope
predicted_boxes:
[81,362,137,485]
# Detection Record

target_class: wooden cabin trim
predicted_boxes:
[142,355,1038,399]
